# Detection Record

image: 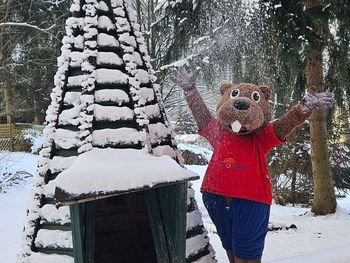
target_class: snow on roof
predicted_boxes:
[96,68,128,84]
[94,89,130,104]
[97,32,119,47]
[54,148,198,203]
[92,128,141,146]
[18,0,215,261]
[94,104,134,121]
[96,51,123,65]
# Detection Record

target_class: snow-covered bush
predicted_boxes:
[12,133,32,153]
[269,124,313,206]
[19,128,43,154]
[0,153,32,193]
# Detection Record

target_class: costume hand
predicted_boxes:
[170,66,198,92]
[301,88,335,111]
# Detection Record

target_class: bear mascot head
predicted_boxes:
[216,83,272,135]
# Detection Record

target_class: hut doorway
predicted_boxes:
[94,193,157,263]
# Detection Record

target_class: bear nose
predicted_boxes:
[234,100,250,110]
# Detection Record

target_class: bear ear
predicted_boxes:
[259,85,271,100]
[219,81,233,96]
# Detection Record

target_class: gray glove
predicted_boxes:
[301,88,335,111]
[170,66,198,92]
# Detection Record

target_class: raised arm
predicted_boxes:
[170,67,212,131]
[274,89,335,141]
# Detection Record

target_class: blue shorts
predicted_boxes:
[202,193,270,260]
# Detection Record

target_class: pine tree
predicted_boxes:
[304,0,336,215]
[262,0,350,213]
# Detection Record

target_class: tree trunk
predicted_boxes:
[31,68,43,124]
[306,0,336,215]
[3,81,12,124]
[1,0,13,124]
[289,170,297,204]
[147,0,151,53]
[340,104,350,144]
[136,0,141,24]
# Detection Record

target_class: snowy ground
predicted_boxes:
[189,165,350,263]
[1,152,350,262]
[0,152,38,263]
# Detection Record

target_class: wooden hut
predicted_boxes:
[17,0,216,262]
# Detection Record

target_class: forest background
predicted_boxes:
[1,0,350,214]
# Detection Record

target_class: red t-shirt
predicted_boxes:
[198,118,284,205]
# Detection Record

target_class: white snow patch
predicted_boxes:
[63,92,81,106]
[35,229,72,249]
[186,209,204,230]
[94,105,134,121]
[92,128,140,146]
[22,129,44,154]
[27,253,73,263]
[58,107,81,126]
[160,55,195,70]
[186,233,210,258]
[96,69,128,84]
[148,123,171,144]
[3,147,350,263]
[111,0,123,7]
[152,145,176,158]
[123,53,143,66]
[39,204,70,225]
[95,89,129,105]
[140,87,154,102]
[113,7,125,17]
[144,104,161,118]
[97,52,123,65]
[54,148,198,196]
[98,1,109,11]
[69,51,83,67]
[97,33,119,47]
[67,75,87,87]
[98,15,115,31]
[0,153,37,263]
[135,69,149,84]
[115,17,130,32]
[119,33,137,47]
[54,129,80,149]
[193,36,210,45]
[50,156,77,173]
[177,143,212,161]
[268,245,350,263]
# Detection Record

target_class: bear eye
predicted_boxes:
[230,89,240,98]
[252,91,261,102]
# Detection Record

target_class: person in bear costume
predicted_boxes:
[171,67,334,263]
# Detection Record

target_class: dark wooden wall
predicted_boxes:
[94,193,157,263]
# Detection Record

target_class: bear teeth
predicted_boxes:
[231,120,242,132]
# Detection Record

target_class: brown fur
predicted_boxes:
[184,82,311,141]
[216,83,272,135]
[273,104,312,141]
[184,89,212,131]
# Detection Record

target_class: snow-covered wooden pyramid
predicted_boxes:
[18,0,216,262]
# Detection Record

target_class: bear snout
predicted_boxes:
[234,100,250,111]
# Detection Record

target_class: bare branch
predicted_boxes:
[0,22,55,34]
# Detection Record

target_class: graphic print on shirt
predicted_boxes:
[218,157,247,172]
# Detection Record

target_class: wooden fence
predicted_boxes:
[0,123,33,151]
[0,124,14,139]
